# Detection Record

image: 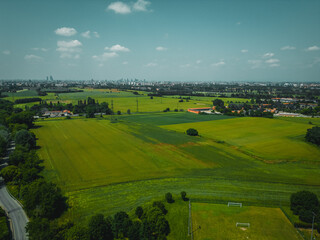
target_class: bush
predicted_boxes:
[305,126,320,146]
[186,128,198,136]
[165,193,174,203]
[290,191,319,223]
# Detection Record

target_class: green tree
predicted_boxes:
[22,179,67,219]
[181,191,187,201]
[66,225,89,240]
[113,211,132,238]
[127,221,142,240]
[7,111,34,129]
[290,191,319,223]
[165,192,174,203]
[127,109,131,114]
[153,201,167,215]
[186,128,198,136]
[26,218,54,240]
[135,206,143,219]
[88,214,113,240]
[0,165,21,182]
[15,129,36,150]
[305,126,320,146]
[213,99,224,108]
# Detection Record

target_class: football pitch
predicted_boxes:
[192,203,302,240]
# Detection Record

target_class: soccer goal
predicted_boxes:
[236,222,250,228]
[228,202,242,207]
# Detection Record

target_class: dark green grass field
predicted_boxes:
[32,113,320,228]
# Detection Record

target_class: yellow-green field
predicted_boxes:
[162,117,320,162]
[32,114,320,229]
[192,203,302,240]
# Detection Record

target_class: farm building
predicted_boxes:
[188,107,216,114]
[43,110,73,118]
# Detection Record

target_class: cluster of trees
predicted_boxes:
[0,99,67,239]
[0,208,10,240]
[14,98,42,104]
[29,97,113,117]
[305,126,320,146]
[290,191,320,231]
[186,128,198,136]
[212,99,274,118]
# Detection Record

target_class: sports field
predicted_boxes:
[192,203,302,240]
[162,117,320,162]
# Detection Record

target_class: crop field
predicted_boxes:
[32,114,320,225]
[162,117,320,162]
[192,203,302,240]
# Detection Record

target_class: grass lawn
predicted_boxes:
[192,203,302,240]
[162,117,320,162]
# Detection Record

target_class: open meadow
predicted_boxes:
[31,113,320,227]
[192,203,302,240]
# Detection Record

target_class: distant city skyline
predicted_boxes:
[0,0,319,82]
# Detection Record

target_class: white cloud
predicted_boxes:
[3,50,10,55]
[270,64,280,67]
[105,44,130,52]
[57,40,82,52]
[236,22,241,25]
[263,52,274,58]
[54,27,77,36]
[107,2,131,14]
[241,49,248,53]
[156,46,167,51]
[281,46,296,50]
[92,52,118,61]
[93,32,100,38]
[32,48,48,52]
[56,40,82,58]
[196,60,202,64]
[133,0,151,11]
[24,54,43,60]
[81,31,91,38]
[145,62,158,67]
[212,60,225,67]
[122,61,128,65]
[306,45,320,51]
[265,58,279,64]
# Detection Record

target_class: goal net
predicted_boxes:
[236,222,250,228]
[228,202,242,207]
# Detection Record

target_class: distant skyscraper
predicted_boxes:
[46,76,48,81]
[50,75,53,81]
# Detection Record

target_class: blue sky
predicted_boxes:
[0,0,319,82]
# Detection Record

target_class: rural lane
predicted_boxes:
[0,142,29,240]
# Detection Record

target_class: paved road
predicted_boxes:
[0,142,28,240]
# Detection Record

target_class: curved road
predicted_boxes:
[0,142,28,240]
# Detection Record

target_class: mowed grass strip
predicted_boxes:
[162,117,320,162]
[32,118,212,191]
[192,203,302,240]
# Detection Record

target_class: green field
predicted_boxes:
[31,113,320,227]
[192,203,302,240]
[162,117,320,162]
[5,88,251,113]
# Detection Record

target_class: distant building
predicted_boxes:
[43,110,72,118]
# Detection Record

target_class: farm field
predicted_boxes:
[32,114,320,225]
[162,117,320,162]
[5,88,250,113]
[192,203,302,240]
